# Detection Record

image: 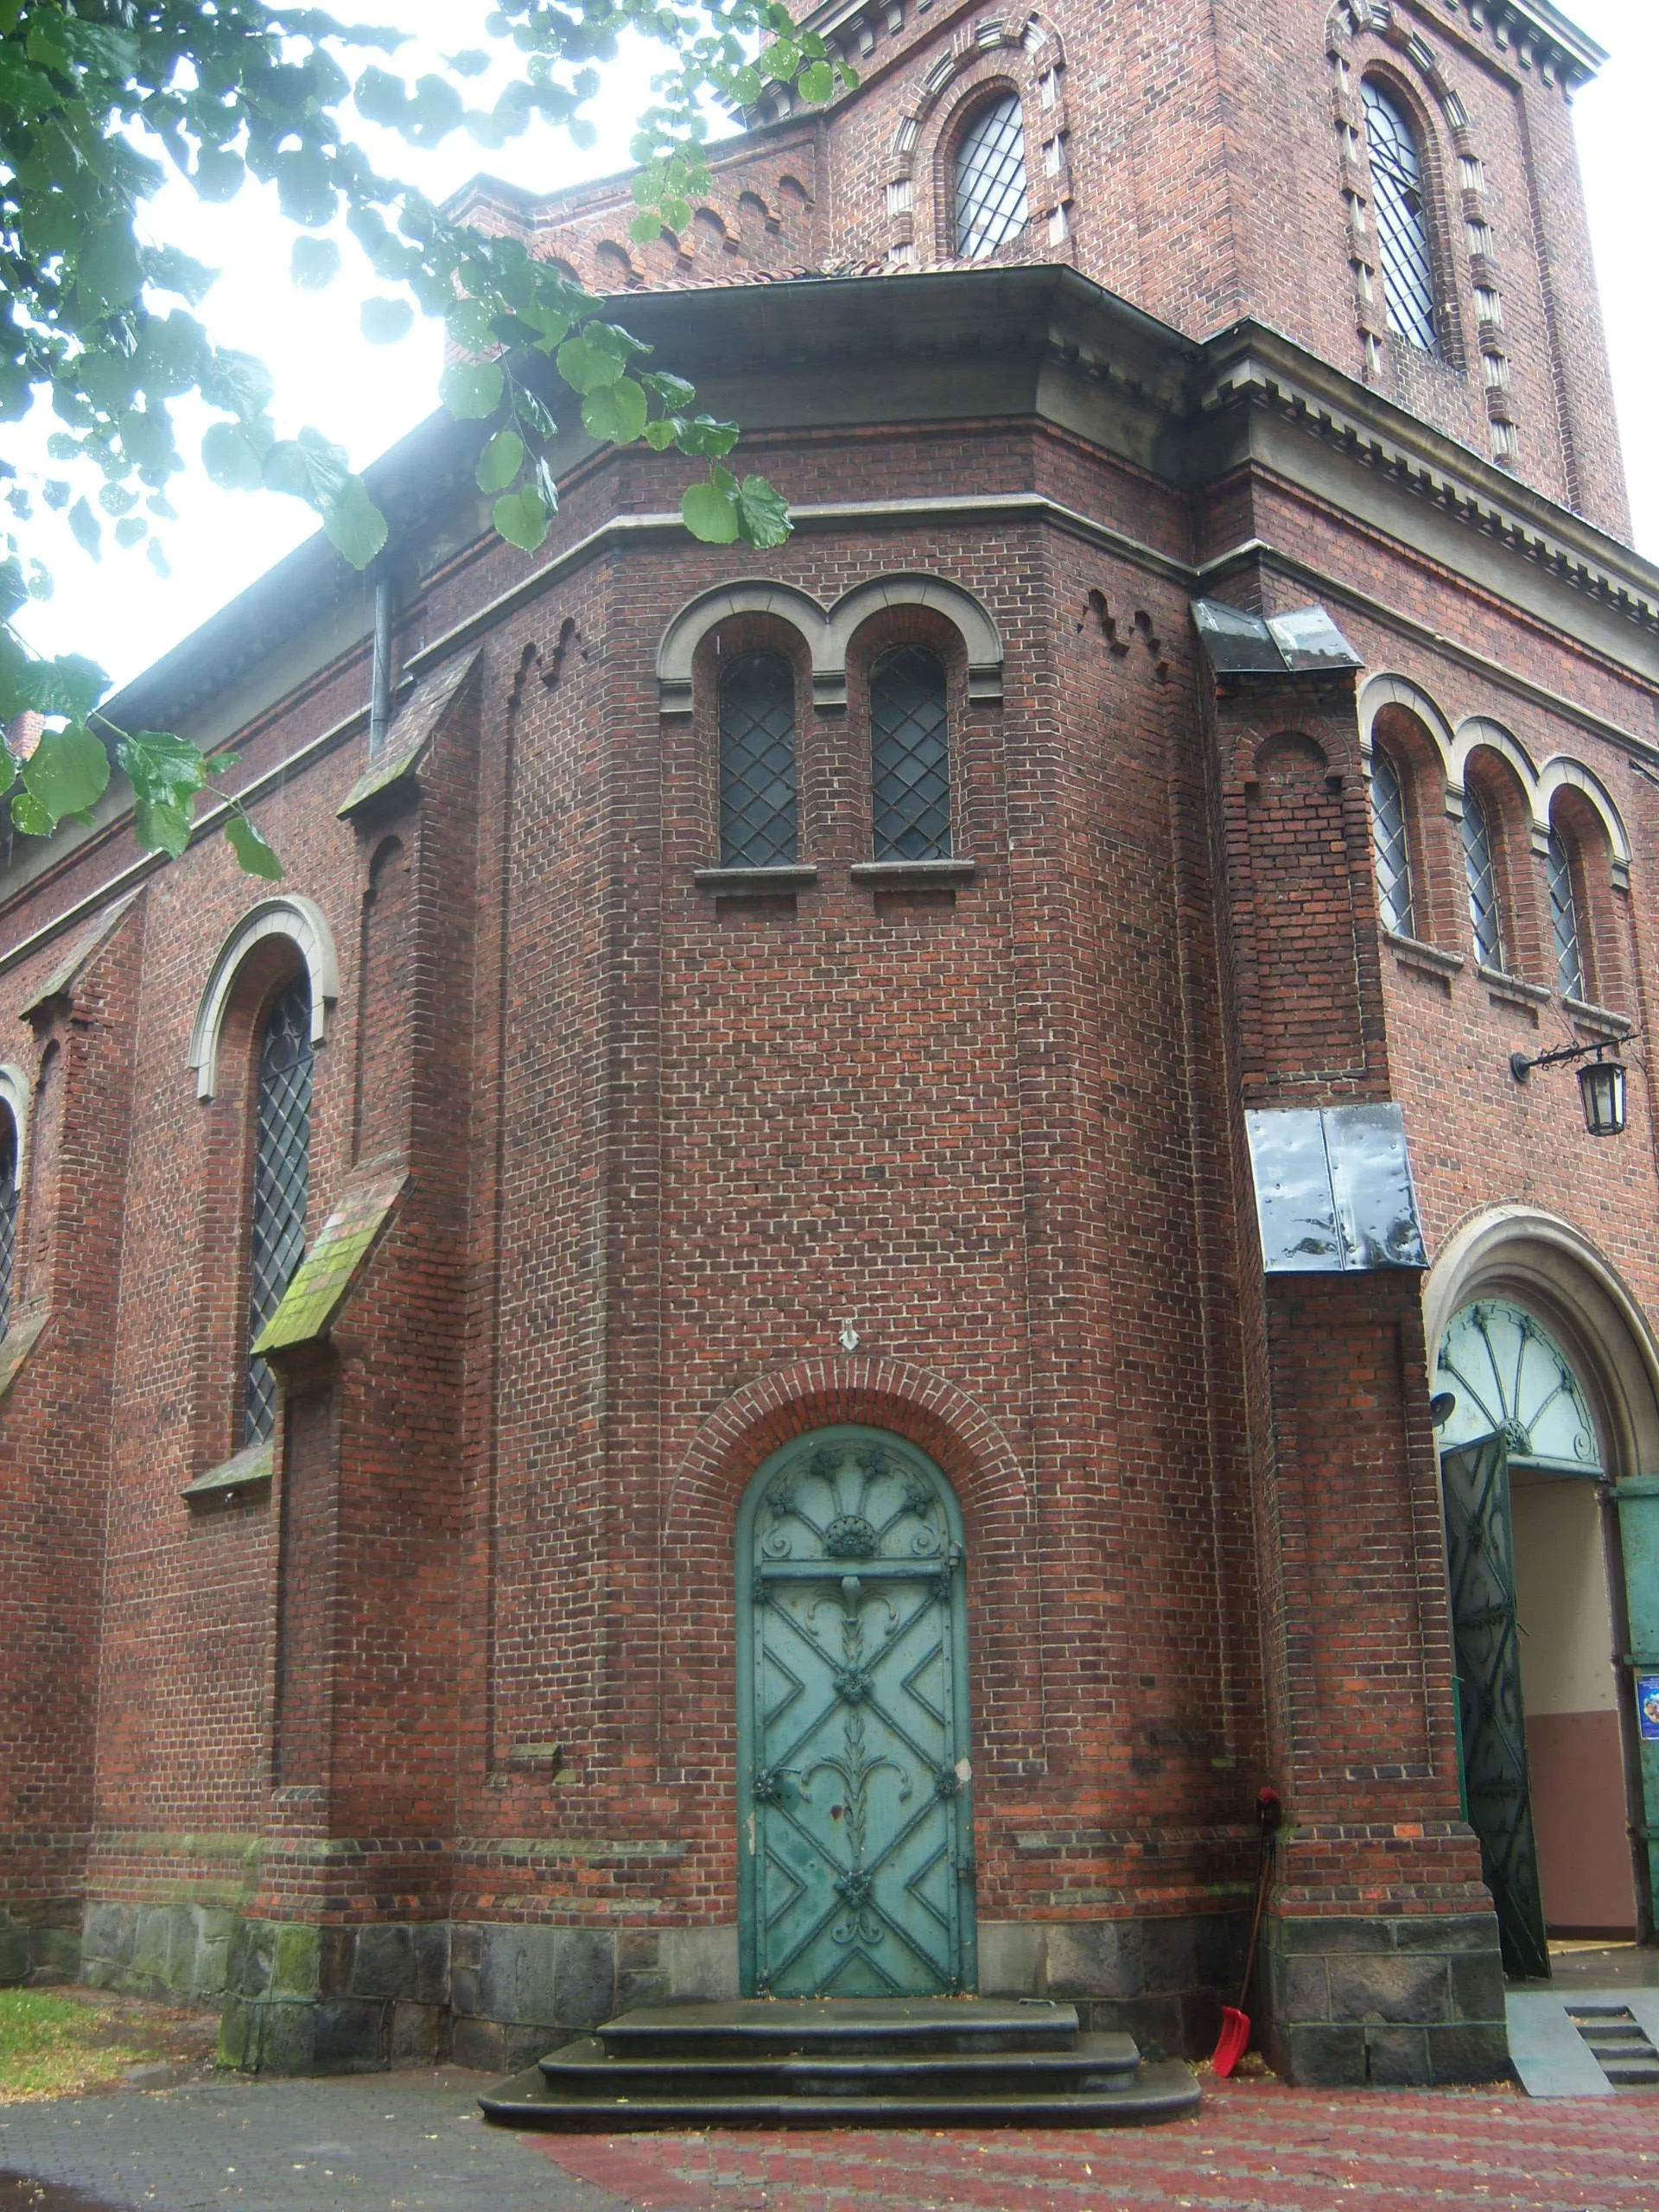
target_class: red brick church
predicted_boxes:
[2,0,1656,2094]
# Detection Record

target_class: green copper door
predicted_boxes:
[736,1427,976,1997]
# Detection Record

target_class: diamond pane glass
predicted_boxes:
[1462,790,1505,971]
[1370,746,1414,936]
[955,93,1029,261]
[0,1116,15,1343]
[245,974,313,1443]
[1363,79,1440,356]
[871,647,950,861]
[1547,827,1585,1001]
[720,652,798,867]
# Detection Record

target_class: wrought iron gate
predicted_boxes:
[1440,1435,1549,1980]
[737,1427,976,1997]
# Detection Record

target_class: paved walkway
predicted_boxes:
[3,2069,1657,2212]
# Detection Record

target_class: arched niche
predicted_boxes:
[658,575,1003,716]
[188,895,340,1101]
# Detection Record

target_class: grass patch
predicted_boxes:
[0,1988,212,2104]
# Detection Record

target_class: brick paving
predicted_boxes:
[2,2071,1656,2212]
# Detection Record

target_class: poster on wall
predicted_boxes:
[1639,1675,1659,1744]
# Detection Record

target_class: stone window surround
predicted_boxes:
[188,895,340,1103]
[0,1065,28,1194]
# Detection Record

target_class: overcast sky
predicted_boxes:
[15,0,1656,689]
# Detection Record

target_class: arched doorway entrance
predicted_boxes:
[735,1426,976,1998]
[1436,1296,1642,1978]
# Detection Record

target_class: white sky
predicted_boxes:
[13,0,1656,690]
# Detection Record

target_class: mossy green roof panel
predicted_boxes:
[253,1163,408,1354]
[337,649,480,818]
[0,1306,48,1402]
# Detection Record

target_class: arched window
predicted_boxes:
[244,972,313,1443]
[719,652,798,868]
[954,94,1029,261]
[1461,788,1505,969]
[1362,79,1440,357]
[1546,827,1586,1001]
[1370,746,1414,935]
[0,1109,16,1340]
[871,646,951,861]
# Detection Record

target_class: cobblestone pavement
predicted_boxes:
[525,2078,1659,2212]
[3,2071,1657,2212]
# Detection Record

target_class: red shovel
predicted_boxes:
[1211,1785,1282,2079]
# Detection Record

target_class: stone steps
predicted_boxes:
[480,1998,1201,2131]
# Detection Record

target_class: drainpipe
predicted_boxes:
[368,563,397,760]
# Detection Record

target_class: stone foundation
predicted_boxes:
[67,1904,1509,2079]
[1262,1912,1509,2085]
[0,1903,81,1987]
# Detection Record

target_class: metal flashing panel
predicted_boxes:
[1246,1102,1427,1274]
[1192,598,1362,679]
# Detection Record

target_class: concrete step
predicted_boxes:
[1599,2058,1659,2086]
[538,2029,1142,2099]
[594,1997,1083,2060]
[480,2056,1203,2131]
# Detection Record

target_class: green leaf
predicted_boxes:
[445,297,499,351]
[291,235,341,289]
[74,226,144,310]
[555,335,625,393]
[10,791,52,836]
[133,792,193,857]
[22,725,110,821]
[582,378,647,445]
[360,296,413,345]
[798,60,834,102]
[262,429,349,510]
[322,476,387,569]
[202,420,269,490]
[194,146,245,202]
[682,480,741,544]
[629,210,660,247]
[643,372,697,410]
[146,246,216,305]
[67,498,101,560]
[493,486,550,552]
[677,414,741,459]
[114,517,147,548]
[17,652,107,720]
[735,474,793,549]
[439,359,505,420]
[226,813,284,879]
[643,419,679,452]
[475,428,524,493]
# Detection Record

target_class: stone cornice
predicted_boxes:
[1197,319,1659,639]
[1391,0,1605,91]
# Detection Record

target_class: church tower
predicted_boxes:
[2,0,1656,2095]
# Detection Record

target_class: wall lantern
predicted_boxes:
[1509,1038,1634,1138]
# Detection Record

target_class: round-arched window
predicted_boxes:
[1370,745,1414,936]
[1461,787,1505,969]
[1361,79,1440,357]
[954,94,1029,261]
[1436,1297,1601,1471]
[1546,826,1586,1001]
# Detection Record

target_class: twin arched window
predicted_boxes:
[1547,828,1586,1001]
[243,971,314,1443]
[1460,787,1505,970]
[954,93,1029,261]
[1361,79,1440,358]
[1370,745,1414,936]
[717,644,953,866]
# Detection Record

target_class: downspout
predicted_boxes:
[368,563,397,760]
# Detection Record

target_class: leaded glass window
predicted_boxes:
[719,652,798,868]
[1547,827,1585,1001]
[1461,789,1505,970]
[1362,79,1440,357]
[244,973,313,1443]
[954,93,1029,261]
[1370,746,1414,936]
[0,1113,16,1343]
[871,647,950,861]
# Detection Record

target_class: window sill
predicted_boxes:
[1382,929,1463,978]
[1564,995,1634,1039]
[1477,963,1550,1007]
[849,858,976,886]
[181,1439,272,1506]
[693,866,818,895]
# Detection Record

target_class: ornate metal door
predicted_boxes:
[736,1427,976,1998]
[1440,1434,1549,1981]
